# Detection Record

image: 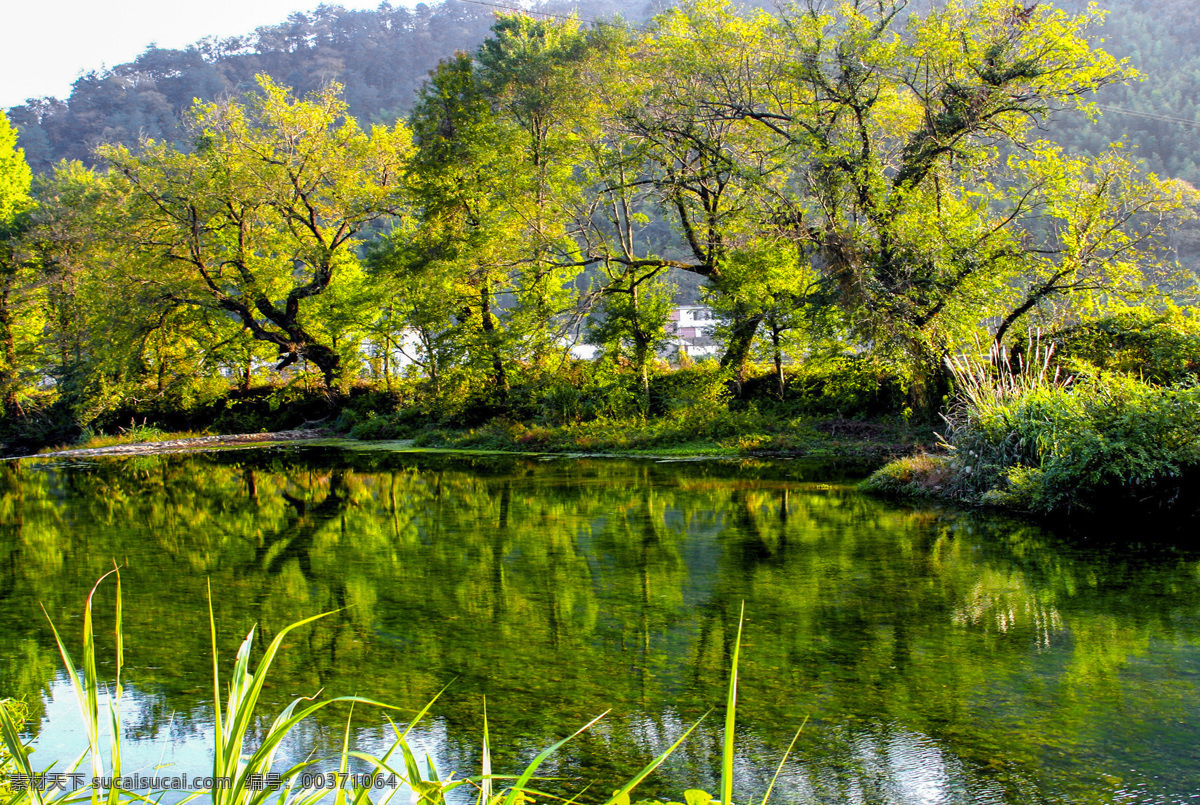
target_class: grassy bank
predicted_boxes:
[7,360,932,462]
[369,413,924,462]
[862,339,1200,519]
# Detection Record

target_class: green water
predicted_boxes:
[2,446,1199,804]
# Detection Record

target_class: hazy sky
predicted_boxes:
[2,0,372,109]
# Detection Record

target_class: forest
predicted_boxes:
[1,0,1199,516]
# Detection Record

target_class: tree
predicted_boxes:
[0,112,36,413]
[990,145,1198,344]
[586,270,675,401]
[660,0,1182,405]
[397,53,520,396]
[99,76,411,388]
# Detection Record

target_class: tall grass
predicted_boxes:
[1,580,804,805]
[935,335,1073,501]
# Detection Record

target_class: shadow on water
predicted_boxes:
[1,446,1199,804]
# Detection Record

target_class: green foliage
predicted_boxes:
[963,376,1200,514]
[347,412,416,441]
[587,273,677,396]
[3,0,1196,469]
[647,363,731,418]
[98,75,411,389]
[0,112,32,223]
[866,337,1200,516]
[1050,305,1200,384]
[0,111,38,414]
[858,453,953,500]
[777,356,908,418]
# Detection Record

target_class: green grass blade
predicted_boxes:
[335,702,355,805]
[219,611,336,799]
[0,703,47,805]
[501,711,608,805]
[758,715,806,805]
[207,580,224,785]
[601,711,708,805]
[394,681,454,744]
[41,568,120,790]
[106,566,124,805]
[721,602,745,805]
[479,699,491,805]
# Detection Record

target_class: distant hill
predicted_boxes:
[5,0,1200,190]
[4,0,662,173]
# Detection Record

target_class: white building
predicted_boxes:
[666,305,720,359]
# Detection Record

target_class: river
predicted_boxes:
[2,444,1198,803]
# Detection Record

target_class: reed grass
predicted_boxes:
[1,578,803,805]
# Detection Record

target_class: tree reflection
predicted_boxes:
[1,450,1199,803]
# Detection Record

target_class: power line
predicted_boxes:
[1094,103,1200,129]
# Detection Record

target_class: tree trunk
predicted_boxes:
[383,344,392,393]
[242,352,252,392]
[720,310,764,392]
[0,280,16,412]
[906,341,952,418]
[632,284,651,404]
[772,324,785,399]
[479,279,507,400]
[301,343,341,391]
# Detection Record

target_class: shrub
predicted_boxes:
[647,362,731,417]
[1048,305,1200,385]
[972,377,1200,513]
[865,337,1200,516]
[347,413,415,440]
[779,356,906,417]
[859,453,953,499]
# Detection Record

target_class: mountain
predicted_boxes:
[4,0,661,173]
[5,0,1200,191]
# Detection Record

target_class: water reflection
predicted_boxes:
[1,448,1199,803]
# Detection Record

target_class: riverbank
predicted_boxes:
[16,416,931,465]
[18,429,331,460]
[862,368,1200,522]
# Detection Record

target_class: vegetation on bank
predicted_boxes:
[863,311,1200,517]
[1,0,1198,516]
[21,358,925,461]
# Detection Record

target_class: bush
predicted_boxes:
[1049,306,1200,385]
[778,356,906,417]
[859,453,953,499]
[969,377,1200,513]
[865,338,1200,516]
[647,363,731,416]
[347,412,415,440]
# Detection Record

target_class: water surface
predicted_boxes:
[2,446,1198,803]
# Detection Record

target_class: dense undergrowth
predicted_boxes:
[6,357,920,459]
[863,315,1200,518]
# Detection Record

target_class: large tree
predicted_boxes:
[100,76,411,388]
[647,0,1191,402]
[0,112,36,413]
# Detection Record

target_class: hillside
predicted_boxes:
[4,0,658,172]
[6,0,1200,181]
